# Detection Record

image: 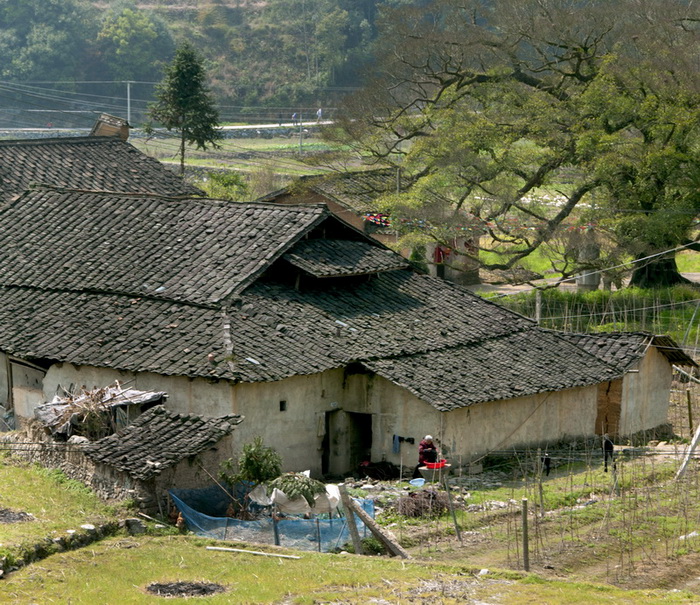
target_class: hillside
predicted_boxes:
[0,0,392,129]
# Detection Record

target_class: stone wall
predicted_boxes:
[4,422,156,511]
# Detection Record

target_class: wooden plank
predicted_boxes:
[206,546,301,559]
[338,484,364,555]
[343,494,410,559]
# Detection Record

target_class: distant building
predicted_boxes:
[257,169,481,286]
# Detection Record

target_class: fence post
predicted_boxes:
[272,504,280,546]
[688,390,694,436]
[522,498,529,571]
[443,476,463,545]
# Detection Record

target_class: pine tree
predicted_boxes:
[149,41,222,175]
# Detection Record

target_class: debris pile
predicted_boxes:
[33,382,167,440]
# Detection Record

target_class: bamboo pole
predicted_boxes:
[206,546,301,559]
[676,420,700,480]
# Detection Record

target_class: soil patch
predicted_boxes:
[146,581,226,598]
[0,508,34,523]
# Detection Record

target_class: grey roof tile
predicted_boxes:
[283,239,408,277]
[557,331,696,369]
[0,136,201,199]
[0,190,328,305]
[82,406,242,480]
[363,329,621,410]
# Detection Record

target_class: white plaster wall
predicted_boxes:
[365,375,598,467]
[619,348,673,435]
[42,363,360,476]
[42,363,234,416]
[11,363,46,419]
[39,361,605,476]
[229,368,366,475]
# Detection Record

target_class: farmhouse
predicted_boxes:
[19,402,241,510]
[258,169,481,286]
[0,129,201,200]
[558,332,695,437]
[0,185,690,479]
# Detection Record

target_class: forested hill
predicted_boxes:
[0,0,410,128]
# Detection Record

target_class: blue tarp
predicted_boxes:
[170,485,374,553]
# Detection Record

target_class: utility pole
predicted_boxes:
[124,81,135,124]
[299,111,303,153]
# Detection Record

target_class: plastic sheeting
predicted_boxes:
[170,484,373,553]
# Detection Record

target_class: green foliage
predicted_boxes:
[95,3,174,81]
[0,0,97,81]
[267,472,327,506]
[196,170,249,201]
[329,0,700,287]
[218,436,282,487]
[148,41,222,174]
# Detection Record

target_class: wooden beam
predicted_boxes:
[338,484,364,555]
[343,492,410,559]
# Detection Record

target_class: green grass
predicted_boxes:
[3,455,700,602]
[675,250,700,273]
[0,458,127,563]
[0,535,695,604]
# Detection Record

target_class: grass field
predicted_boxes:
[3,445,700,603]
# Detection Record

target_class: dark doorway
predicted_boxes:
[322,410,372,476]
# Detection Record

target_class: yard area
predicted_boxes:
[2,379,700,603]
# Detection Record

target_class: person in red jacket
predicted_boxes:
[413,435,438,478]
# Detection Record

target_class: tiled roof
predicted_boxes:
[0,271,535,382]
[82,406,242,480]
[0,190,328,305]
[283,239,408,277]
[364,330,620,411]
[0,136,201,199]
[0,189,643,410]
[231,272,534,379]
[0,286,232,379]
[557,331,697,370]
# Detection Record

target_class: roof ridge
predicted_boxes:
[0,136,116,147]
[0,283,221,310]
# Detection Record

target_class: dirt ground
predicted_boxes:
[384,377,700,594]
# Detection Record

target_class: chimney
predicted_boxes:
[90,113,130,141]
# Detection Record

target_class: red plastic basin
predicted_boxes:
[425,459,446,469]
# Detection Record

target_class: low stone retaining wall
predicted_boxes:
[1,422,155,510]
